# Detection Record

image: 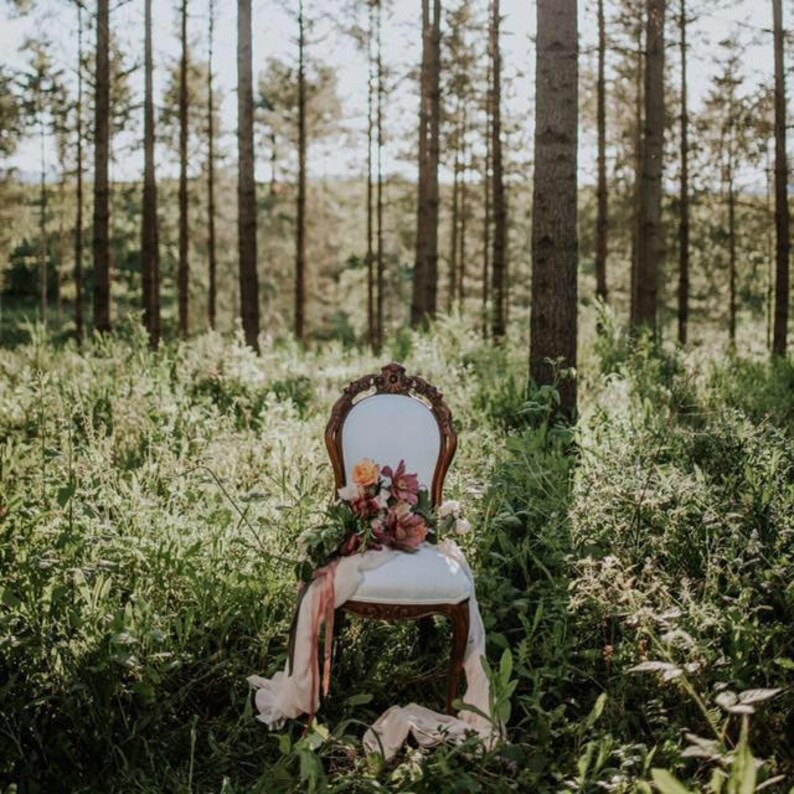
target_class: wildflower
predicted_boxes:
[439,500,461,519]
[454,518,471,535]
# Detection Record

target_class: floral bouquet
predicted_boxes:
[296,458,469,582]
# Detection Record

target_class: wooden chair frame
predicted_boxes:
[325,362,469,713]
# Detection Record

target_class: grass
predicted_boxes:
[0,313,792,792]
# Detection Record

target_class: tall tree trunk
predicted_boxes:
[93,0,111,332]
[530,0,579,417]
[459,102,468,307]
[490,0,507,339]
[74,1,84,345]
[178,0,189,337]
[630,18,643,323]
[772,0,790,357]
[366,0,375,347]
[411,0,441,327]
[142,0,160,348]
[766,144,774,351]
[207,0,217,330]
[237,0,260,351]
[375,0,385,353]
[38,107,47,324]
[295,0,307,343]
[728,160,737,345]
[632,0,665,334]
[57,174,65,324]
[677,0,689,345]
[448,104,460,312]
[595,0,608,303]
[482,41,491,336]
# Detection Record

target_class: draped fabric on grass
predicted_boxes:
[247,540,495,759]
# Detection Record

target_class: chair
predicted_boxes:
[325,362,472,713]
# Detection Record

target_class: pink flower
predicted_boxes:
[382,460,420,506]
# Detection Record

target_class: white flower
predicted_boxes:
[338,483,362,502]
[374,488,390,509]
[454,518,471,535]
[439,500,461,519]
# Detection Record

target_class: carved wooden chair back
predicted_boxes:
[325,362,457,506]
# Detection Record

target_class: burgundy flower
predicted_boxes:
[382,460,420,506]
[385,502,428,551]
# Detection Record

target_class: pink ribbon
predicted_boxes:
[307,559,339,724]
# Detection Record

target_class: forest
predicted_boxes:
[0,0,793,791]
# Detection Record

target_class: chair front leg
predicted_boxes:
[446,599,470,714]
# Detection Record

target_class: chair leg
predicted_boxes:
[446,600,470,714]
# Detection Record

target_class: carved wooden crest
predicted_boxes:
[324,362,457,506]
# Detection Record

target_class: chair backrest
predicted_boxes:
[325,363,457,506]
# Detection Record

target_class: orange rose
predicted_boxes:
[352,458,380,487]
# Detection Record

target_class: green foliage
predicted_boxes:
[0,322,792,791]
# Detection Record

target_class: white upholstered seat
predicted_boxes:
[351,543,472,605]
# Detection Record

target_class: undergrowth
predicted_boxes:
[0,316,792,792]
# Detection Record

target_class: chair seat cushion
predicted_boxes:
[350,544,472,605]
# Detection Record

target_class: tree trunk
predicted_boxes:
[375,0,385,353]
[207,0,217,330]
[92,0,111,332]
[490,0,507,339]
[630,19,643,324]
[595,0,608,303]
[39,108,47,324]
[632,0,665,334]
[772,0,790,357]
[366,0,375,347]
[482,41,491,336]
[74,1,84,345]
[448,105,460,312]
[677,0,689,345]
[237,0,260,351]
[295,0,307,343]
[459,103,468,307]
[411,0,441,327]
[530,0,578,417]
[142,0,160,348]
[178,0,189,337]
[728,165,737,345]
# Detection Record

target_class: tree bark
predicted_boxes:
[677,0,689,345]
[448,101,460,312]
[530,0,579,417]
[92,0,111,332]
[295,0,307,343]
[375,0,385,353]
[207,0,217,330]
[632,0,665,334]
[38,103,47,324]
[74,1,84,345]
[728,162,737,345]
[411,0,441,327]
[482,39,491,336]
[630,18,643,324]
[595,0,608,303]
[366,0,375,347]
[142,0,160,348]
[459,102,468,307]
[237,0,260,351]
[490,0,507,339]
[772,0,790,357]
[178,0,189,337]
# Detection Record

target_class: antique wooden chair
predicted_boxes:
[325,362,471,713]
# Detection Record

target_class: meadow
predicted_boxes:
[1,310,793,792]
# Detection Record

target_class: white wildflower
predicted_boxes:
[439,500,461,519]
[454,518,471,535]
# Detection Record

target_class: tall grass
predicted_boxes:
[0,316,792,792]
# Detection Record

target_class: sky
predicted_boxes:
[0,0,780,189]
